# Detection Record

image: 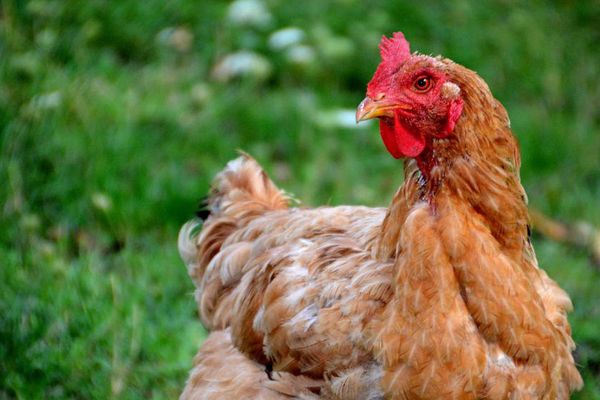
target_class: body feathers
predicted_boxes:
[179,36,581,399]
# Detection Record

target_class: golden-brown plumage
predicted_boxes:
[179,34,582,399]
[180,329,322,400]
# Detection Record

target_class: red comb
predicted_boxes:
[379,32,411,66]
[367,32,411,96]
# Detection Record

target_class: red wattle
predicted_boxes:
[379,112,425,158]
[379,118,403,159]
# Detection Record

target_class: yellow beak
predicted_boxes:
[356,97,408,122]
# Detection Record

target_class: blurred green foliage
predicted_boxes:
[1,0,599,398]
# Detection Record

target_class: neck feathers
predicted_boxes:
[377,65,528,260]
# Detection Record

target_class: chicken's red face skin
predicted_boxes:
[359,32,464,162]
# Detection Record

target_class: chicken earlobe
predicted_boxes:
[440,95,464,136]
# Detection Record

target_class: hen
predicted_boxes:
[178,32,582,399]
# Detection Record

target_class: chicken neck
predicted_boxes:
[377,66,530,262]
[373,69,567,399]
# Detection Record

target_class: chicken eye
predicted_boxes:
[413,76,432,92]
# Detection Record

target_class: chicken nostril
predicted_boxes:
[375,93,386,101]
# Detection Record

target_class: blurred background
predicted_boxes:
[1,0,599,398]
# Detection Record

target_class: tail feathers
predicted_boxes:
[178,220,201,274]
[209,153,289,219]
[178,153,289,276]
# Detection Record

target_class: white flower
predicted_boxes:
[227,0,272,28]
[285,45,316,66]
[212,51,272,82]
[268,27,305,50]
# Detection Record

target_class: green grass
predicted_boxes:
[1,0,599,398]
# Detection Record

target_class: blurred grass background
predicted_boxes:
[1,0,599,398]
